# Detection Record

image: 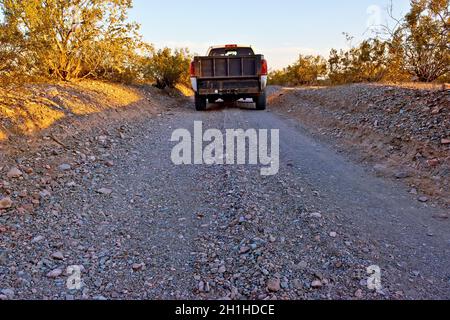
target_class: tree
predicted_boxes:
[0,0,140,81]
[0,23,30,84]
[395,0,449,81]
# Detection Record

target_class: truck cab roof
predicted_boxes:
[207,45,254,57]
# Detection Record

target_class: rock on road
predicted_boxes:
[0,92,449,300]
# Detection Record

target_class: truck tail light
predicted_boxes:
[261,59,268,76]
[190,61,196,77]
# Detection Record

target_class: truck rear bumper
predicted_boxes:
[197,78,262,95]
[198,88,261,95]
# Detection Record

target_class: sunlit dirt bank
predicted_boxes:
[0,81,145,140]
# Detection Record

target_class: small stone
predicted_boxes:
[355,289,364,298]
[105,161,114,167]
[51,251,64,260]
[198,281,205,292]
[311,280,323,288]
[218,266,226,274]
[296,261,308,269]
[418,196,429,203]
[293,279,303,290]
[395,171,411,179]
[19,190,28,198]
[441,138,450,145]
[31,236,45,244]
[58,164,71,171]
[24,167,33,174]
[94,279,103,288]
[47,268,63,278]
[1,289,14,299]
[426,159,440,167]
[309,212,322,219]
[269,235,277,243]
[281,281,289,289]
[210,267,218,274]
[239,246,251,254]
[7,167,22,179]
[329,232,337,238]
[267,278,281,292]
[97,188,112,195]
[0,197,13,210]
[314,272,324,280]
[39,190,52,198]
[431,107,441,115]
[132,263,145,271]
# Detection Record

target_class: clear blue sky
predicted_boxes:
[129,0,411,69]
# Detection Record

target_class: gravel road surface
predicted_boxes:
[1,92,449,300]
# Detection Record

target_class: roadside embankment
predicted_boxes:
[270,83,449,206]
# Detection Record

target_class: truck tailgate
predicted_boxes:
[193,55,263,78]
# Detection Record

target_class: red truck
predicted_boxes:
[190,45,268,111]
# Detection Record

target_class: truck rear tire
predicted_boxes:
[255,91,267,110]
[195,94,207,111]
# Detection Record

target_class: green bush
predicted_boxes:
[269,55,327,86]
[328,39,391,84]
[145,48,191,89]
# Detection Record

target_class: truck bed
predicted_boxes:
[192,55,264,95]
[192,55,264,79]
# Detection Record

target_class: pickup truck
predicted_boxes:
[190,45,268,111]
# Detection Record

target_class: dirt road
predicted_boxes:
[1,89,449,300]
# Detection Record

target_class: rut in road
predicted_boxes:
[1,97,449,300]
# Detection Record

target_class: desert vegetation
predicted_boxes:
[0,0,448,88]
[0,0,191,88]
[270,0,449,85]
